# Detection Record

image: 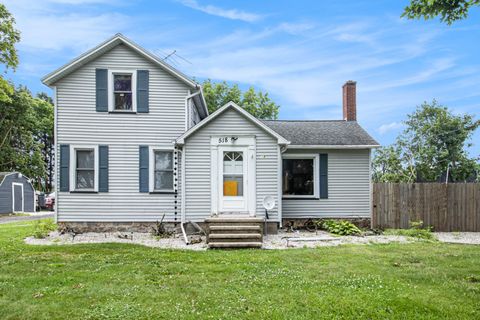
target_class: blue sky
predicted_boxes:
[4,0,480,156]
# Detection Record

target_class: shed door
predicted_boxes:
[12,183,24,213]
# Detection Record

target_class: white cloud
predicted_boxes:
[378,122,404,135]
[3,0,130,52]
[178,0,262,22]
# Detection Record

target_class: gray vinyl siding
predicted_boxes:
[183,108,279,221]
[54,44,187,222]
[0,174,35,214]
[282,149,371,218]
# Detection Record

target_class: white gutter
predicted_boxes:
[287,144,380,149]
[185,90,201,100]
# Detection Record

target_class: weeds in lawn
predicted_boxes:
[385,220,436,241]
[32,219,57,239]
[151,214,172,238]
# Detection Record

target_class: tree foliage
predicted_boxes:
[373,100,480,183]
[0,84,54,191]
[202,79,279,119]
[0,3,20,103]
[402,0,480,24]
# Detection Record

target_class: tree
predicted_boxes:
[402,0,480,24]
[373,100,480,182]
[372,145,415,182]
[0,3,20,103]
[202,79,279,119]
[0,85,54,191]
[34,93,55,191]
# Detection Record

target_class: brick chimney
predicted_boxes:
[342,80,357,121]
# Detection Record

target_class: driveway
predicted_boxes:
[0,212,54,224]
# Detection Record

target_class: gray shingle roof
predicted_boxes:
[262,120,379,146]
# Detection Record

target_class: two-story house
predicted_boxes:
[42,34,379,246]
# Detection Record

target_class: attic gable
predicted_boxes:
[42,33,198,89]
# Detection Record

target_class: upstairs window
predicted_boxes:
[108,70,136,112]
[114,74,132,110]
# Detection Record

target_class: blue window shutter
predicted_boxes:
[96,68,108,112]
[59,145,70,192]
[99,145,109,192]
[137,70,149,113]
[319,154,328,199]
[139,146,149,192]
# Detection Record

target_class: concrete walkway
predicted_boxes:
[0,212,54,224]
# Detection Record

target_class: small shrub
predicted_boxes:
[318,219,362,236]
[32,219,57,239]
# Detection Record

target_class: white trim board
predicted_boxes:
[176,102,290,146]
[69,145,99,192]
[148,146,175,193]
[210,136,256,216]
[12,182,24,213]
[108,69,137,112]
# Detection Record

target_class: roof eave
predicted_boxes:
[287,144,380,149]
[176,101,290,146]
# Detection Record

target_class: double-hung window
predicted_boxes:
[153,150,174,191]
[75,149,95,190]
[282,154,319,198]
[108,70,136,112]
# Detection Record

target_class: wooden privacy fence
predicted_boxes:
[372,183,480,231]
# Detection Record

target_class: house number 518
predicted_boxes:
[218,137,230,143]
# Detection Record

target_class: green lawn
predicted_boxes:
[1,220,480,319]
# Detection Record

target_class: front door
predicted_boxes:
[12,183,24,213]
[219,147,248,214]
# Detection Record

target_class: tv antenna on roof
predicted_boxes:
[162,50,192,65]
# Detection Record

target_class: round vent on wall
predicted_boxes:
[262,196,275,210]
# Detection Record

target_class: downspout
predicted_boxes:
[179,144,189,244]
[53,86,58,223]
[278,143,289,228]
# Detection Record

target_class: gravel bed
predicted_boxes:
[25,230,480,250]
[263,230,411,249]
[435,232,480,244]
[25,231,208,251]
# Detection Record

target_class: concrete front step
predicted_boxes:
[209,225,261,233]
[205,216,264,249]
[208,242,262,249]
[209,233,262,240]
[205,217,264,223]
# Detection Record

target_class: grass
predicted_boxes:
[1,220,480,319]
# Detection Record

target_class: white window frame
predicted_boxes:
[282,153,319,199]
[12,182,24,213]
[70,145,99,192]
[108,69,137,112]
[149,146,175,192]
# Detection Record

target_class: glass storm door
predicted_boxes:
[219,148,248,213]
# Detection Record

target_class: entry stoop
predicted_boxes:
[205,217,264,249]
